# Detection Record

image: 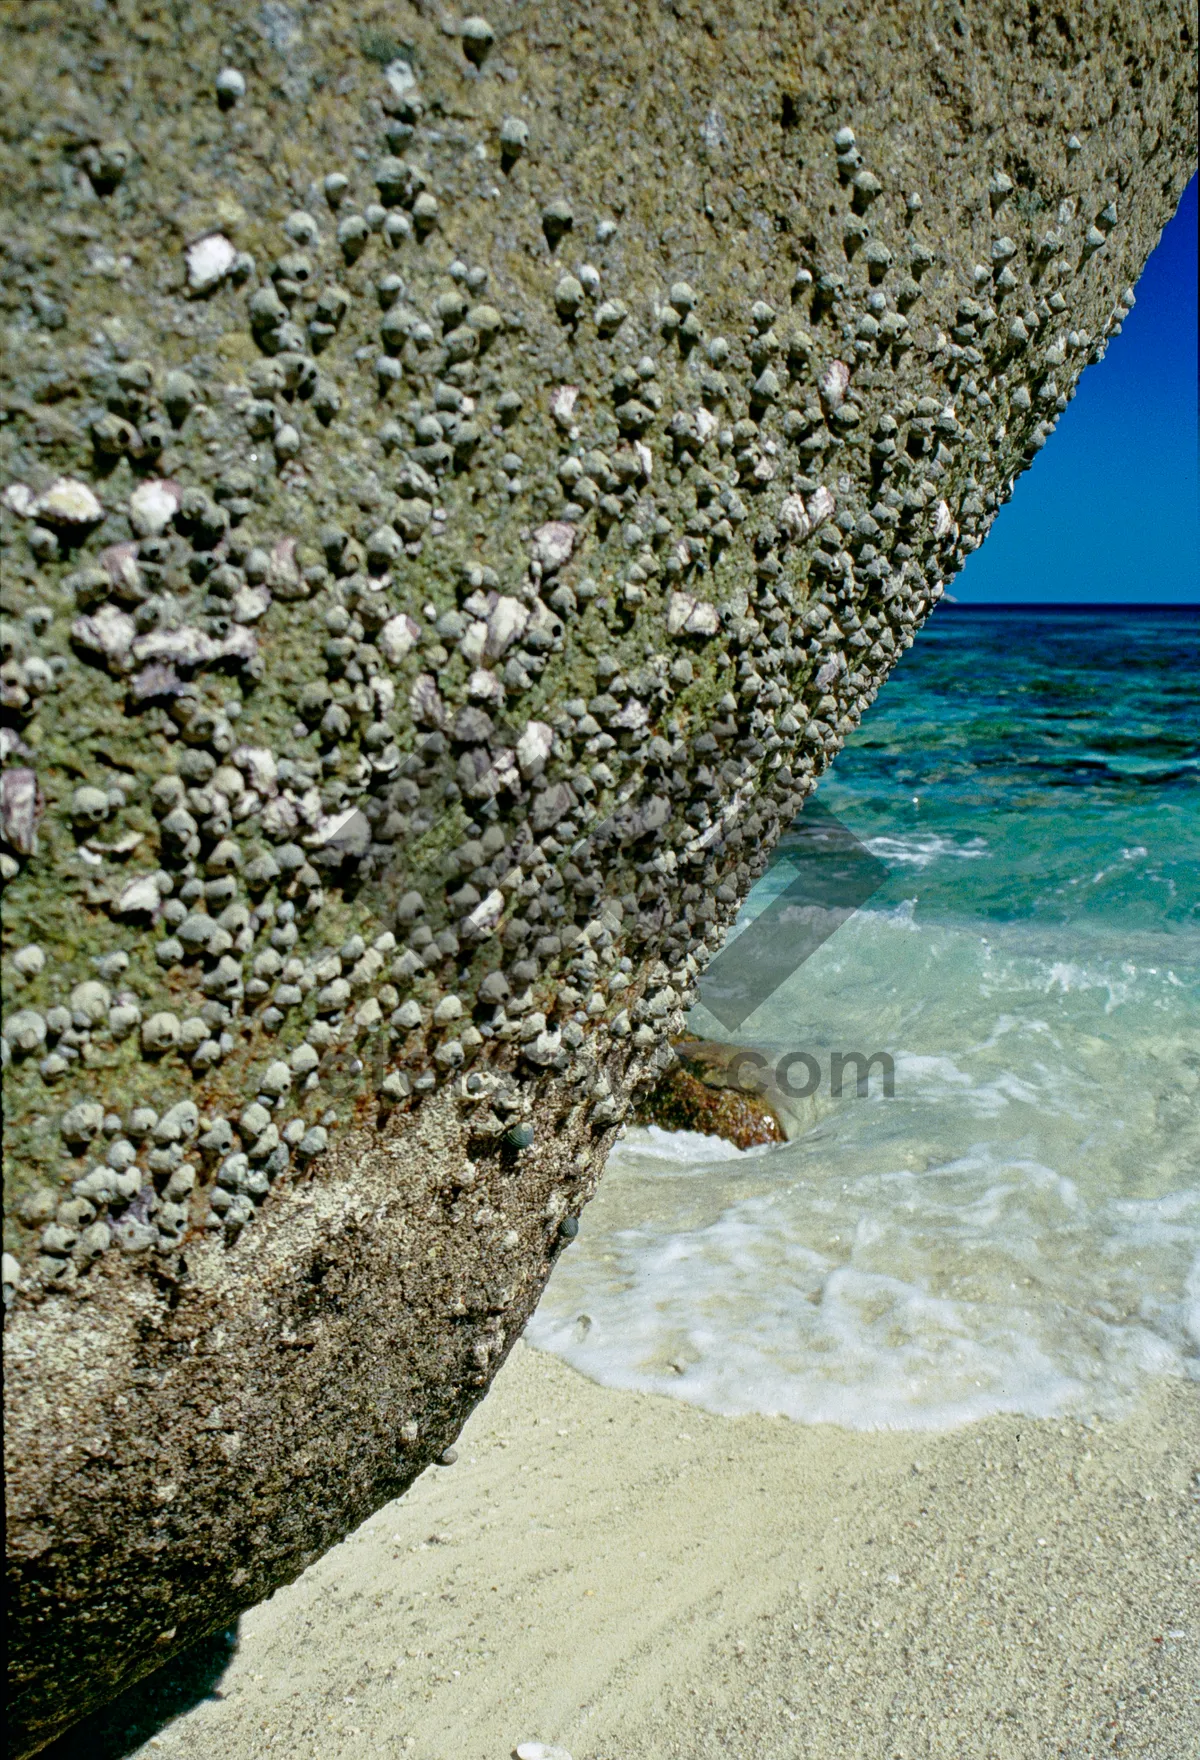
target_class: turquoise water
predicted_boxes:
[530,607,1200,1429]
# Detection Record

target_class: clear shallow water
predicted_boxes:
[530,607,1200,1429]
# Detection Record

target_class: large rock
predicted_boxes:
[1,1,1194,1750]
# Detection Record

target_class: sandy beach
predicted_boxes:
[53,1341,1198,1760]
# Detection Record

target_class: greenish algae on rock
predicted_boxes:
[1,1,1195,1751]
[634,1043,789,1147]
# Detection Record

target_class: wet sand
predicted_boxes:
[107,1344,1198,1759]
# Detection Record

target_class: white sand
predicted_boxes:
[130,1345,1198,1760]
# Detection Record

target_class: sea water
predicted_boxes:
[529,606,1200,1429]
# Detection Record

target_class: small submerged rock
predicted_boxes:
[634,1047,785,1149]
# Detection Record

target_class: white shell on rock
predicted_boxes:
[100,541,143,595]
[467,666,503,702]
[114,874,162,917]
[231,585,271,624]
[459,620,488,666]
[378,614,420,665]
[307,806,370,854]
[531,521,574,574]
[224,626,259,665]
[33,478,103,526]
[609,697,649,730]
[549,384,578,428]
[490,749,519,794]
[409,673,447,727]
[261,795,299,839]
[515,1743,573,1760]
[266,537,300,593]
[806,484,836,525]
[131,625,257,669]
[72,606,137,665]
[128,479,182,537]
[132,627,219,668]
[485,595,529,658]
[141,1011,181,1052]
[385,56,417,97]
[3,1009,47,1052]
[694,406,718,443]
[0,769,40,855]
[818,358,851,412]
[777,493,811,541]
[186,232,237,293]
[666,590,720,637]
[462,887,505,937]
[516,719,553,777]
[233,746,278,797]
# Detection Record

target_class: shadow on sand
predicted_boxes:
[40,1623,240,1759]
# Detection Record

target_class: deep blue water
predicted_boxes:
[827,605,1200,939]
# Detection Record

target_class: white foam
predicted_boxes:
[546,812,1200,1431]
[529,1131,1199,1430]
[626,1124,760,1167]
[1185,1253,1200,1354]
[863,832,989,869]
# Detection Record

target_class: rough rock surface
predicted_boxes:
[1,1,1194,1751]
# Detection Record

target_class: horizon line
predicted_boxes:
[940,599,1199,610]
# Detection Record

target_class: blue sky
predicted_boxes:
[955,174,1198,605]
